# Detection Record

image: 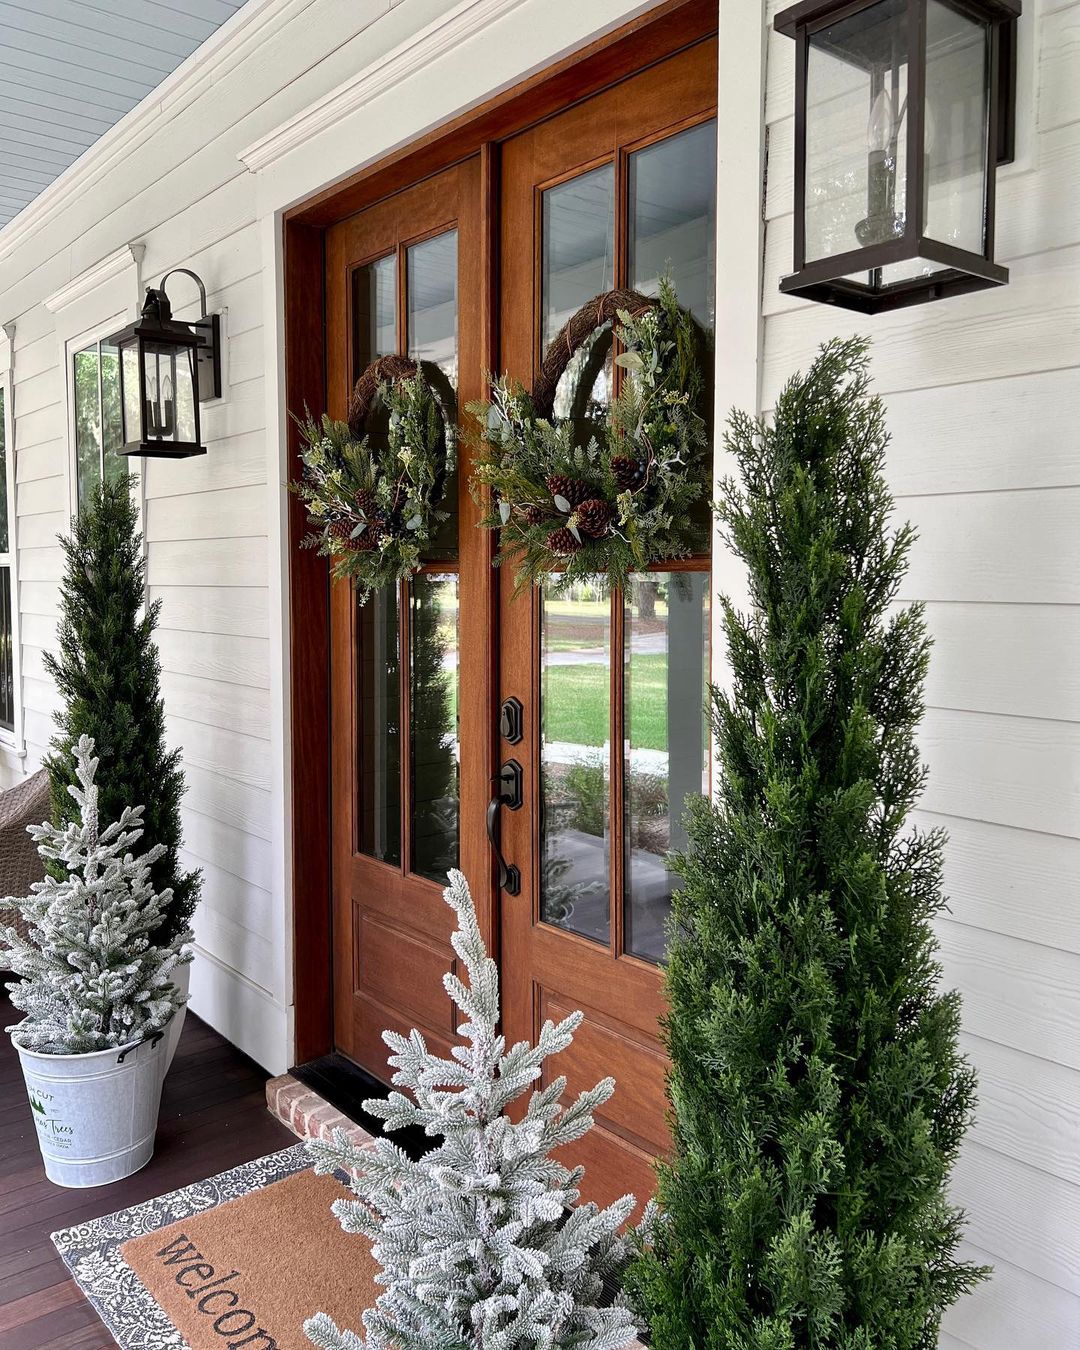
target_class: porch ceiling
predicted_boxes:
[0,0,246,232]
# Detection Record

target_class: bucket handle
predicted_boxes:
[117,1029,165,1064]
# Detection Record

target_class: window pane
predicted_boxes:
[73,345,102,508]
[0,386,7,554]
[100,339,124,481]
[0,566,13,733]
[407,230,459,559]
[629,119,717,332]
[540,584,610,945]
[357,583,401,867]
[624,573,710,963]
[410,573,459,882]
[541,164,615,423]
[353,253,397,382]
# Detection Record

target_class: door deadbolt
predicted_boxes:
[500,697,524,744]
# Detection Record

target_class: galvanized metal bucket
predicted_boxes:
[14,1019,171,1188]
[163,961,190,1073]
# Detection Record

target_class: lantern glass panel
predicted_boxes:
[142,340,197,446]
[121,340,140,444]
[924,0,989,253]
[805,0,909,266]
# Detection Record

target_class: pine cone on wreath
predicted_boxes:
[610,455,646,491]
[353,488,378,518]
[353,519,385,553]
[327,518,356,549]
[576,499,614,539]
[521,504,547,527]
[548,526,582,556]
[546,475,592,510]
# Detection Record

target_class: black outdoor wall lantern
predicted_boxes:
[108,269,221,458]
[774,0,1021,312]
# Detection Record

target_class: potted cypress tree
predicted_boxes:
[2,735,190,1187]
[628,339,986,1347]
[45,475,200,1068]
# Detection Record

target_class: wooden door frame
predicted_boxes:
[284,0,718,1066]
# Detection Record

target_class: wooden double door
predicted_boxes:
[327,37,716,1208]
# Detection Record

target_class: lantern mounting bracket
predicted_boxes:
[158,267,222,404]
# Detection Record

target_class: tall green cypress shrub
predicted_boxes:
[45,475,199,948]
[628,339,984,1349]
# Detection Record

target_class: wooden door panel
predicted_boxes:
[541,991,670,1155]
[327,157,491,1081]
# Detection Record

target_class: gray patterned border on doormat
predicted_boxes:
[51,1142,311,1350]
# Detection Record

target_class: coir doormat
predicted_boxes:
[52,1143,379,1350]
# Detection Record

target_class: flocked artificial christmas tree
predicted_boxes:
[2,734,190,1054]
[305,868,644,1350]
[44,475,199,949]
[627,338,985,1349]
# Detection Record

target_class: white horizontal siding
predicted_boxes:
[761,0,1080,1341]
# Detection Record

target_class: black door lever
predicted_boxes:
[486,759,522,895]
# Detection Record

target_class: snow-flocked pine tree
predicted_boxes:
[304,868,644,1350]
[2,734,191,1055]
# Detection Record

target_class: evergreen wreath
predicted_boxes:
[293,354,455,603]
[469,278,709,595]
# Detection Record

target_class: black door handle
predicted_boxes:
[487,760,522,895]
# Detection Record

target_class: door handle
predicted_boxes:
[487,759,522,896]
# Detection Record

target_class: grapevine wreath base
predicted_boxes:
[469,279,710,594]
[292,354,455,603]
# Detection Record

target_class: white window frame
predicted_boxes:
[65,316,131,519]
[46,244,146,536]
[0,329,25,755]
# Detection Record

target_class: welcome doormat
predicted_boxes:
[52,1143,379,1350]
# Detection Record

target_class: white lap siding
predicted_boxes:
[760,0,1080,1344]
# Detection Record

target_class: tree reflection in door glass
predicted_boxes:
[624,573,710,963]
[357,583,401,867]
[540,583,610,944]
[410,573,460,882]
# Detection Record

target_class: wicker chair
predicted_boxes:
[0,769,50,965]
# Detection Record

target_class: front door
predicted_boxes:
[327,37,716,1209]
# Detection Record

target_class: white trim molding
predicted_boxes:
[44,244,146,316]
[239,0,534,173]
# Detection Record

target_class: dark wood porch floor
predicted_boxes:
[0,989,295,1349]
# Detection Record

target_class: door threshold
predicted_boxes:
[289,1052,430,1159]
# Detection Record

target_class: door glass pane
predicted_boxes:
[629,119,717,332]
[407,230,459,559]
[540,583,610,944]
[410,572,459,882]
[624,573,710,963]
[353,253,397,382]
[73,345,102,509]
[0,387,7,554]
[357,583,401,867]
[541,164,615,423]
[408,231,458,384]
